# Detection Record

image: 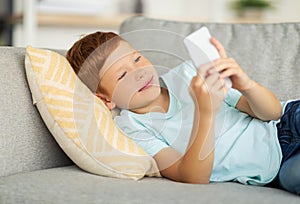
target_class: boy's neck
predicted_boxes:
[152,88,170,113]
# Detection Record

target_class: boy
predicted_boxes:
[66,31,300,195]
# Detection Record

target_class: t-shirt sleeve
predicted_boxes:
[224,88,242,107]
[114,113,169,157]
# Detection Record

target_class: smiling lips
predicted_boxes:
[138,76,154,92]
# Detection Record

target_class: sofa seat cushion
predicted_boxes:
[0,165,298,204]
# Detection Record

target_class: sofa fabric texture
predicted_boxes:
[1,16,300,203]
[0,47,72,178]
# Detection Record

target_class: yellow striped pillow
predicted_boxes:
[25,46,160,179]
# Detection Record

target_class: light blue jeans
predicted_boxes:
[274,100,300,195]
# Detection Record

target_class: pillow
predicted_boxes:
[25,46,160,180]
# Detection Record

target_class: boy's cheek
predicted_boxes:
[111,82,138,109]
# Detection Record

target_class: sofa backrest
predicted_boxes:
[120,16,300,101]
[0,47,72,177]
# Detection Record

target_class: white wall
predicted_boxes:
[13,25,113,50]
[13,0,300,49]
[266,0,300,21]
[144,0,300,22]
[143,0,221,21]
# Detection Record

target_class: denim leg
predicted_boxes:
[276,100,300,194]
[278,150,300,195]
[276,100,300,162]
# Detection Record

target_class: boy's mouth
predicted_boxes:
[138,76,154,92]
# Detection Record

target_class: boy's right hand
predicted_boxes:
[189,64,228,115]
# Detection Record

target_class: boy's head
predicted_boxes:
[67,31,160,112]
[66,31,121,94]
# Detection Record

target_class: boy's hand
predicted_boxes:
[210,37,255,91]
[189,64,228,115]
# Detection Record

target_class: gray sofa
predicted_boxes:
[1,16,300,203]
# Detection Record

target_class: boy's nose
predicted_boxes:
[135,69,146,81]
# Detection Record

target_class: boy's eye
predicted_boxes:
[118,71,127,80]
[134,56,141,63]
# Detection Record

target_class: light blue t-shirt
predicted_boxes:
[114,61,282,185]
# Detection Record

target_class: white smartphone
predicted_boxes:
[184,27,232,88]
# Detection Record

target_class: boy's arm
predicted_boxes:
[154,68,226,184]
[213,56,282,121]
[235,82,282,121]
[154,110,215,184]
[211,37,282,121]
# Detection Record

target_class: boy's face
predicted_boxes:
[98,41,160,112]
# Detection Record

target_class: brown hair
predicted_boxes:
[66,31,122,93]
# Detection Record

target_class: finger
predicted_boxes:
[205,71,228,97]
[217,84,228,100]
[197,61,215,78]
[191,72,205,88]
[210,37,227,58]
[205,71,220,88]
[206,75,227,101]
[211,77,228,96]
[212,76,225,92]
[219,68,235,79]
[213,60,237,75]
[190,74,208,99]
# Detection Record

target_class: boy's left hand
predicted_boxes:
[210,37,254,91]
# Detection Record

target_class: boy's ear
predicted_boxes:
[95,93,116,110]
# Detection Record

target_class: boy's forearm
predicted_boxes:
[241,81,282,121]
[178,110,215,184]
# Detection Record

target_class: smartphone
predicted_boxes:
[184,26,232,88]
